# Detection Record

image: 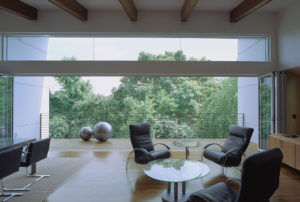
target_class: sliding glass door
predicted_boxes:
[0,75,13,138]
[258,72,286,150]
[258,73,274,150]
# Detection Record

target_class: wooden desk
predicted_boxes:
[269,134,300,170]
[0,138,36,174]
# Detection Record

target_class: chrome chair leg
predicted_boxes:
[200,148,205,162]
[1,179,30,192]
[22,174,50,189]
[0,180,24,201]
[126,151,134,172]
[0,192,23,202]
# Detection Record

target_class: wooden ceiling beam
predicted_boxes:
[181,0,199,22]
[118,0,137,21]
[48,0,88,21]
[230,0,272,23]
[0,0,37,20]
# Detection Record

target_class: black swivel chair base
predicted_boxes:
[0,173,50,192]
[0,180,25,201]
[1,179,30,191]
[0,192,23,202]
[22,167,50,189]
[25,173,50,188]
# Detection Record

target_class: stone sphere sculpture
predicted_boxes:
[93,122,113,142]
[79,126,93,141]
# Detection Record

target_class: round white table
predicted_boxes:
[144,159,210,202]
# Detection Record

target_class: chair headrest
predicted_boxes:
[129,122,150,135]
[229,125,254,139]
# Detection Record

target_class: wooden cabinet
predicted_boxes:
[280,140,295,167]
[269,136,280,148]
[296,145,300,170]
[269,134,300,170]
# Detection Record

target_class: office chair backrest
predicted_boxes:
[129,122,154,152]
[0,146,23,179]
[236,148,283,202]
[26,138,51,166]
[222,125,254,154]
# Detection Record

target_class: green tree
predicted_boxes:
[50,51,238,139]
[50,77,93,138]
[61,56,77,61]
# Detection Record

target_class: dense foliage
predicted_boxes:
[50,51,238,139]
[0,77,13,138]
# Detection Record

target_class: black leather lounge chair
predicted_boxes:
[188,148,283,202]
[201,125,254,171]
[126,122,171,171]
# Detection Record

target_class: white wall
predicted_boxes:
[278,0,300,70]
[0,10,277,35]
[8,37,49,139]
[237,38,264,144]
[238,78,259,144]
[13,77,48,139]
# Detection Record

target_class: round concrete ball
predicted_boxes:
[79,126,93,141]
[93,122,113,142]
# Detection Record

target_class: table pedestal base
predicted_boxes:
[162,188,189,202]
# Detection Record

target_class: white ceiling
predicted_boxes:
[22,0,296,12]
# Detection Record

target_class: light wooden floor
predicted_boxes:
[2,139,300,202]
[47,138,300,202]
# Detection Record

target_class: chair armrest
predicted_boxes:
[203,143,225,150]
[132,148,151,162]
[225,149,243,156]
[201,143,225,162]
[153,143,170,150]
[222,149,243,166]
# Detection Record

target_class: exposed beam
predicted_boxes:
[0,0,37,20]
[48,0,87,21]
[118,0,137,21]
[181,0,199,22]
[230,0,272,23]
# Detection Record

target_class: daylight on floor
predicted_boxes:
[1,0,300,201]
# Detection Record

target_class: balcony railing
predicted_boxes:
[41,112,244,139]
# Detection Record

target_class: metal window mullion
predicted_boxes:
[0,34,2,61]
[271,72,276,134]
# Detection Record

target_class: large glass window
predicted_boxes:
[4,36,269,62]
[48,76,242,139]
[0,75,13,138]
[6,36,49,61]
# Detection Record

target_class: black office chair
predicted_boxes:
[201,125,254,171]
[126,122,171,171]
[0,146,24,201]
[188,148,283,202]
[19,138,51,189]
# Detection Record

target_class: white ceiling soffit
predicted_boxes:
[22,0,296,12]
